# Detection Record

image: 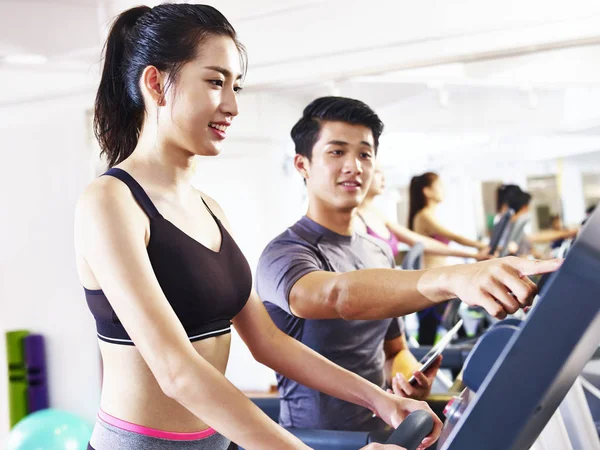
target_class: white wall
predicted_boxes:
[0,94,101,442]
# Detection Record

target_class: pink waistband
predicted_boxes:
[98,409,217,441]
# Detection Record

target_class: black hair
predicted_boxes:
[290,96,384,160]
[408,172,439,230]
[582,204,597,226]
[507,190,532,212]
[496,184,522,213]
[94,3,247,167]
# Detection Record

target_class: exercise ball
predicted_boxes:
[7,408,92,450]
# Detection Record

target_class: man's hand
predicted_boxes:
[439,257,562,320]
[389,355,442,401]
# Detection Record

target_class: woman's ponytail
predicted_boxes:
[93,6,150,168]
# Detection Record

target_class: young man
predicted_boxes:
[256,97,560,432]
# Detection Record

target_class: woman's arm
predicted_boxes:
[356,208,485,260]
[385,221,487,260]
[416,211,486,250]
[203,195,414,450]
[233,293,443,448]
[207,196,440,443]
[527,228,578,244]
[75,179,310,450]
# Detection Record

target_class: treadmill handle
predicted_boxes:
[385,410,434,450]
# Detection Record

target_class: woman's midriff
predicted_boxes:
[97,333,231,433]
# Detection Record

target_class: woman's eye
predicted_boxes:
[210,80,224,87]
[361,153,373,159]
[234,86,243,94]
[331,150,343,155]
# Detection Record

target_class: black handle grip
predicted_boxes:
[385,410,434,450]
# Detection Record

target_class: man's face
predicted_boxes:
[297,121,375,212]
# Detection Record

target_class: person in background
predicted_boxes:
[408,172,487,269]
[582,204,596,227]
[356,165,492,264]
[503,190,578,256]
[407,172,488,344]
[493,184,522,224]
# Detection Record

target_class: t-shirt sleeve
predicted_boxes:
[384,317,405,341]
[256,238,324,316]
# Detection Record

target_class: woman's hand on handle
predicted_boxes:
[370,391,442,449]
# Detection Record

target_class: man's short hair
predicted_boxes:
[290,96,384,160]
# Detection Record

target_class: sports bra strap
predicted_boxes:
[355,212,370,228]
[102,168,162,219]
[201,197,218,220]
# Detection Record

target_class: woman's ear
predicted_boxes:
[141,65,166,106]
[423,185,433,200]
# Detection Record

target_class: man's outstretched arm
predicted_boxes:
[290,257,562,321]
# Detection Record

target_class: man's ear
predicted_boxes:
[294,154,310,180]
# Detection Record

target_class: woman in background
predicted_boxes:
[408,172,487,269]
[407,172,487,345]
[356,166,490,264]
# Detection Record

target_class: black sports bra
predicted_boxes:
[84,168,252,346]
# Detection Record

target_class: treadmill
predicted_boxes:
[437,207,600,449]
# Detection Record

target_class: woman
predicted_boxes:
[356,167,490,263]
[406,172,487,345]
[74,4,437,450]
[408,172,487,269]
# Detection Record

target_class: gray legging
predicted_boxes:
[88,419,231,450]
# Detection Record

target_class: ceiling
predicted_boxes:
[2,0,600,166]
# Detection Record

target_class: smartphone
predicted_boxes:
[408,319,464,385]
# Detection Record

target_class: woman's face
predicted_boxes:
[160,35,243,157]
[368,167,385,196]
[425,177,444,203]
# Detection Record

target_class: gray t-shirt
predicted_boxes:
[256,216,404,431]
